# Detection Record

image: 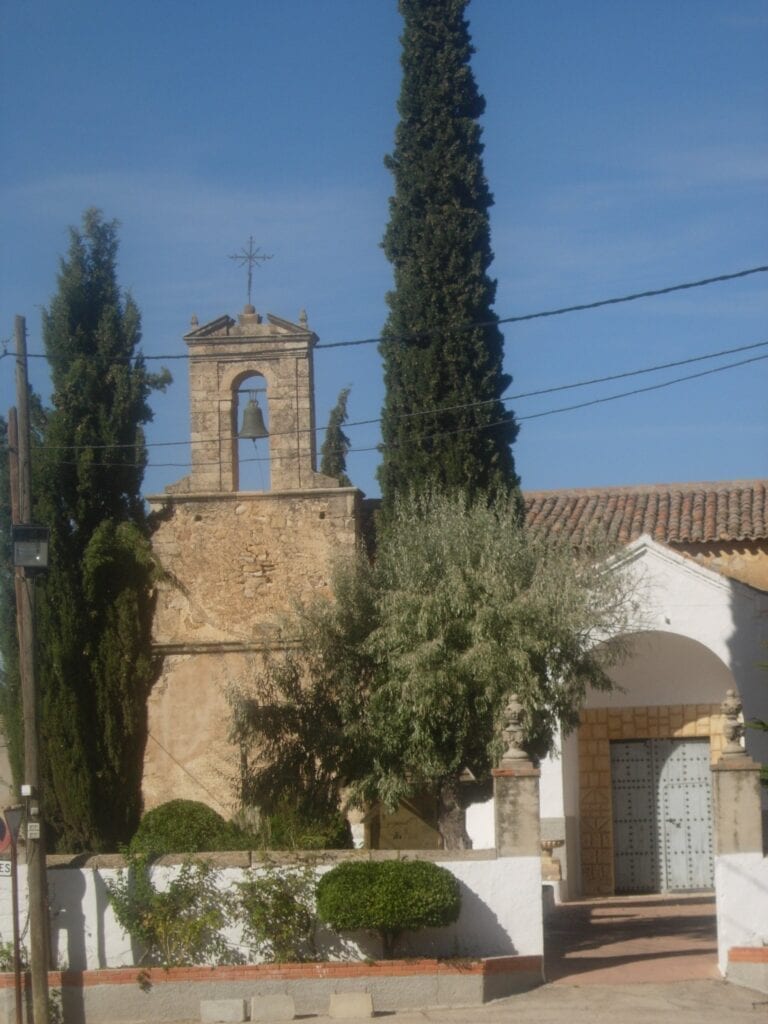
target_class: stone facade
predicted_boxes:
[150,489,360,648]
[174,305,336,495]
[143,306,361,814]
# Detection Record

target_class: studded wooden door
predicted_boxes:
[610,738,713,893]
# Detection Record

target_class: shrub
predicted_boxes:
[129,800,250,856]
[0,937,28,971]
[250,799,352,851]
[316,860,461,958]
[237,862,317,962]
[106,854,239,967]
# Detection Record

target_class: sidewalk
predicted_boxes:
[100,895,767,1023]
[132,981,764,1024]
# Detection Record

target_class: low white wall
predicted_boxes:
[714,853,768,973]
[0,852,542,971]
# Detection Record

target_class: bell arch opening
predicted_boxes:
[232,371,270,492]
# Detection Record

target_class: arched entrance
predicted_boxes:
[575,630,734,898]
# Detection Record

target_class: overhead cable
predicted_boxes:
[5,263,767,364]
[30,351,768,469]
[31,338,768,452]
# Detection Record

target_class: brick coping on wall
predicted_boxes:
[729,947,768,964]
[0,955,543,990]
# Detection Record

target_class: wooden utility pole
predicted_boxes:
[10,315,50,1024]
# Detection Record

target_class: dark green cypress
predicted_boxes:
[320,387,352,487]
[378,0,519,509]
[35,209,170,851]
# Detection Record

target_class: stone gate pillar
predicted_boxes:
[492,696,541,856]
[711,688,764,855]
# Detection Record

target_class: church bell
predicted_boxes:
[238,396,269,441]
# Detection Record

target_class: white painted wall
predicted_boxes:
[0,854,543,970]
[586,630,734,710]
[466,798,494,849]
[539,735,565,821]
[612,540,768,764]
[714,853,768,974]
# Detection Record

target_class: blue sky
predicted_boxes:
[1,0,766,498]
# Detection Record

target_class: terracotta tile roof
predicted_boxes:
[523,480,768,546]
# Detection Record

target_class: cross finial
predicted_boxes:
[228,236,273,307]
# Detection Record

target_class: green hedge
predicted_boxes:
[129,800,250,856]
[251,802,352,851]
[316,860,461,958]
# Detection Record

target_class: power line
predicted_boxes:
[29,351,767,470]
[329,352,768,453]
[516,352,768,423]
[30,338,768,453]
[340,338,768,430]
[5,263,767,364]
[318,264,768,349]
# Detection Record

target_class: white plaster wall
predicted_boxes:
[540,737,565,820]
[586,630,733,709]
[714,853,768,973]
[617,542,768,761]
[431,856,542,958]
[560,730,580,821]
[465,798,494,850]
[0,856,543,970]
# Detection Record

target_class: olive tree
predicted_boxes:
[231,490,637,849]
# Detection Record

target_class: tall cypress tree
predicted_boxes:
[320,387,352,486]
[35,209,170,851]
[378,0,519,509]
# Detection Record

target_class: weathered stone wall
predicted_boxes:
[150,488,360,645]
[143,487,361,812]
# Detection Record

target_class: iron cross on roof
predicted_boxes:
[228,236,273,307]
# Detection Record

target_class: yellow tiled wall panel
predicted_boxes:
[578,704,723,896]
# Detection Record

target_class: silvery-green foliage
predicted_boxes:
[354,490,635,808]
[231,489,638,842]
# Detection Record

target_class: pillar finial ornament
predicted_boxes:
[720,687,744,757]
[499,693,531,767]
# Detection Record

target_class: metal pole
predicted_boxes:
[10,823,23,1024]
[12,315,50,1024]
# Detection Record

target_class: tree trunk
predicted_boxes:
[437,776,471,850]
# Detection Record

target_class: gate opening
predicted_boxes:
[611,738,714,893]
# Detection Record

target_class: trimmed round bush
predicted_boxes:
[315,860,461,958]
[129,799,250,856]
